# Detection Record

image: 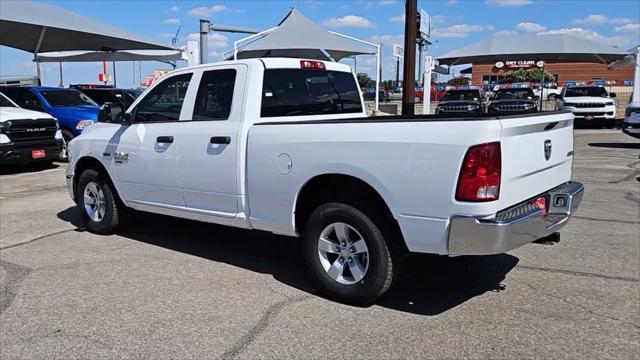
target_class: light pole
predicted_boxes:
[402,0,417,115]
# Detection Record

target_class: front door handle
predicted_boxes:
[156,136,174,144]
[210,136,231,144]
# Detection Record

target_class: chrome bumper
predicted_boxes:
[448,181,584,256]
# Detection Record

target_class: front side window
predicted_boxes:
[40,90,97,107]
[134,73,192,122]
[0,93,16,107]
[193,69,236,121]
[261,69,362,117]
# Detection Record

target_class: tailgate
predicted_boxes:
[498,111,574,208]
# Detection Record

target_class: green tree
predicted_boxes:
[448,76,470,85]
[505,68,556,83]
[356,72,375,89]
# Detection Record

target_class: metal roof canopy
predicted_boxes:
[232,9,374,61]
[0,0,177,54]
[436,34,628,66]
[34,50,182,63]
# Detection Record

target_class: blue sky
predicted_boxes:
[1,0,638,88]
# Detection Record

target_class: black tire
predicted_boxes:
[76,168,124,234]
[59,129,74,162]
[302,202,397,305]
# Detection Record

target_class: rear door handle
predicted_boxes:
[156,136,174,144]
[210,136,231,144]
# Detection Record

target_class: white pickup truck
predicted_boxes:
[66,58,584,304]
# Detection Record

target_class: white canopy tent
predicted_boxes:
[609,46,640,104]
[227,9,382,112]
[0,0,181,85]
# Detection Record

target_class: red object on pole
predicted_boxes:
[402,0,417,115]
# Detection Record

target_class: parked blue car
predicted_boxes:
[0,86,99,160]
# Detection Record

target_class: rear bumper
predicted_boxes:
[448,181,584,256]
[0,139,62,165]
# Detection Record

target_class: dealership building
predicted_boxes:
[470,60,635,85]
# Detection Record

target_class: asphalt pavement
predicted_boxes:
[1,129,638,359]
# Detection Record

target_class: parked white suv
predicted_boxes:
[66,58,584,304]
[559,85,616,127]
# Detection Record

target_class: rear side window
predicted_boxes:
[193,69,236,121]
[261,69,362,117]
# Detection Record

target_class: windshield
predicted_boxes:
[442,90,481,101]
[0,93,16,107]
[564,87,608,97]
[495,88,534,100]
[40,90,97,107]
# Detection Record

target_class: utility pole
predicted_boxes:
[199,19,210,65]
[396,57,399,86]
[402,0,417,115]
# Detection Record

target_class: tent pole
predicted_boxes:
[375,43,380,114]
[633,47,640,104]
[58,62,63,87]
[33,26,47,86]
[112,61,117,88]
[539,62,545,111]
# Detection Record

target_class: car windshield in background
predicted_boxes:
[0,94,16,107]
[495,89,534,100]
[564,87,608,97]
[40,90,97,107]
[442,90,480,102]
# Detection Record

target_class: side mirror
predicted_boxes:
[24,99,43,111]
[610,92,616,98]
[98,102,129,124]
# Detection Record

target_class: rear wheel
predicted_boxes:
[303,202,397,305]
[76,168,124,234]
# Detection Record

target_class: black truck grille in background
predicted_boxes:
[574,103,605,108]
[4,119,57,142]
[441,105,472,112]
[498,104,527,111]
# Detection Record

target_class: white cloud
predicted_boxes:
[614,23,640,32]
[515,22,545,32]
[485,0,533,6]
[162,18,180,25]
[208,51,224,60]
[170,5,179,12]
[447,0,458,4]
[495,30,518,36]
[322,15,375,28]
[369,34,404,45]
[432,24,494,38]
[187,5,226,17]
[378,0,395,5]
[389,14,404,23]
[186,32,229,48]
[538,27,627,47]
[611,18,634,25]
[571,14,609,25]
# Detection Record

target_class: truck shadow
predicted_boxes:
[57,207,518,316]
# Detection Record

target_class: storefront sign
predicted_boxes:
[495,60,544,69]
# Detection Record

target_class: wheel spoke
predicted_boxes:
[84,197,95,205]
[333,223,350,243]
[348,259,366,282]
[318,237,339,254]
[351,239,367,254]
[326,257,345,280]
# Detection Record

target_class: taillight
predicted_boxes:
[300,60,326,70]
[456,142,501,202]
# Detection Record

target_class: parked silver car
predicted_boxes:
[622,101,640,139]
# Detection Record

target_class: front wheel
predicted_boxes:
[76,168,124,234]
[303,202,397,305]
